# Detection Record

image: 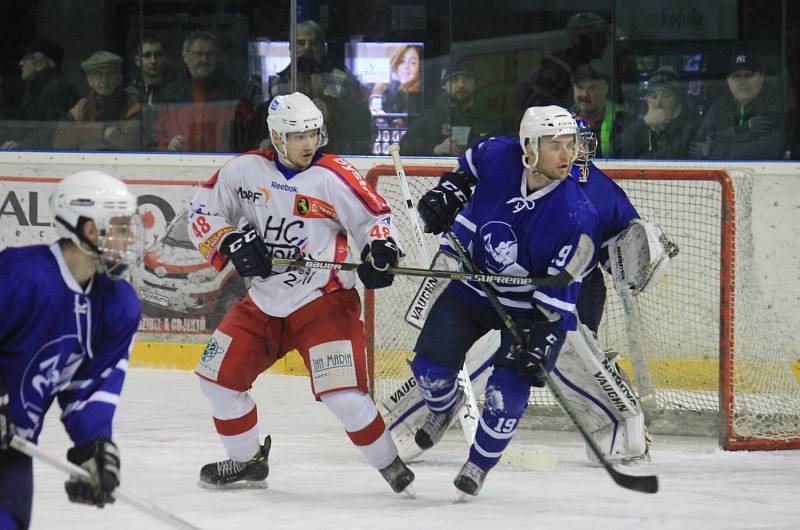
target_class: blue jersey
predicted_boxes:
[0,244,140,445]
[569,162,639,270]
[446,136,598,332]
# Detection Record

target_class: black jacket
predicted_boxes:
[693,86,784,160]
[5,69,79,148]
[617,106,700,160]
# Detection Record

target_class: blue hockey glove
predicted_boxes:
[65,438,120,508]
[0,379,12,450]
[358,237,399,289]
[417,170,474,234]
[219,224,271,278]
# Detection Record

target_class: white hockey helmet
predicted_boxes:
[266,92,328,157]
[519,105,579,169]
[50,170,143,278]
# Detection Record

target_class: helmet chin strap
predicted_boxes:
[56,215,101,255]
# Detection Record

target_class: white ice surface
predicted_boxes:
[30,369,800,530]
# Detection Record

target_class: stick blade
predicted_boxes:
[608,466,659,494]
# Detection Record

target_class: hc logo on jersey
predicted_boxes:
[479,221,518,273]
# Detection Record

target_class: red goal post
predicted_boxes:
[363,163,800,451]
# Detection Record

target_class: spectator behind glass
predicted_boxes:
[263,20,373,154]
[126,35,171,106]
[570,64,631,158]
[690,51,784,160]
[400,56,501,156]
[53,51,142,151]
[153,30,255,152]
[1,37,78,150]
[372,45,423,115]
[617,67,700,159]
[519,12,611,112]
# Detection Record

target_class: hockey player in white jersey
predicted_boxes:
[187,92,414,494]
[410,106,598,496]
[0,171,142,529]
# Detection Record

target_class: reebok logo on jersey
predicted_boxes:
[271,181,298,193]
[293,194,338,220]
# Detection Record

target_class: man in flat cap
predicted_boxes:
[53,50,141,150]
[1,37,78,149]
[570,64,631,158]
[691,51,784,160]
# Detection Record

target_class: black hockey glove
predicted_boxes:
[417,170,474,234]
[219,224,271,278]
[0,379,13,450]
[358,237,399,289]
[65,437,120,508]
[519,320,565,377]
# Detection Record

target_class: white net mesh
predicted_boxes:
[365,164,800,448]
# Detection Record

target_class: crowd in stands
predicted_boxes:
[0,17,790,160]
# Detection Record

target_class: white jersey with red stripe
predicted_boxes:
[188,149,393,317]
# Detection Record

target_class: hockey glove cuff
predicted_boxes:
[417,170,474,234]
[219,224,271,278]
[358,237,399,289]
[65,437,120,508]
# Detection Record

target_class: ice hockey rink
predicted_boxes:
[29,369,800,530]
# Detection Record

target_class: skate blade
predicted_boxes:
[197,479,268,490]
[400,484,416,499]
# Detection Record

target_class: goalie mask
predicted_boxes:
[267,92,328,160]
[574,117,598,181]
[519,105,578,170]
[50,170,143,278]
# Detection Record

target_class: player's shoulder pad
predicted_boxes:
[0,245,54,281]
[314,154,390,215]
[203,150,276,189]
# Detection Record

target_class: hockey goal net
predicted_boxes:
[364,163,800,451]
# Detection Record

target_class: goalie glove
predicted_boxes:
[417,170,474,234]
[65,438,120,508]
[219,224,271,278]
[609,219,678,295]
[358,237,399,289]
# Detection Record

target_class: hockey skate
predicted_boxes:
[414,386,466,450]
[198,435,271,489]
[379,455,416,496]
[454,461,487,498]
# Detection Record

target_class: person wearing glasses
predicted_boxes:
[154,30,255,152]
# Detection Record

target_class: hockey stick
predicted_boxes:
[443,230,659,494]
[10,435,203,530]
[271,257,573,287]
[388,144,479,446]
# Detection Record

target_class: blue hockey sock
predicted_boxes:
[0,510,19,530]
[410,355,460,413]
[469,366,532,471]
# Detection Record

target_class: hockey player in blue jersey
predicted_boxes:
[410,106,598,496]
[0,171,142,530]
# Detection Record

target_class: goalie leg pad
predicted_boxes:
[552,324,647,464]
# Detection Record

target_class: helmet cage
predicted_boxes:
[50,170,144,279]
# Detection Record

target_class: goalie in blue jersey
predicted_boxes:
[0,171,143,529]
[410,106,598,496]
